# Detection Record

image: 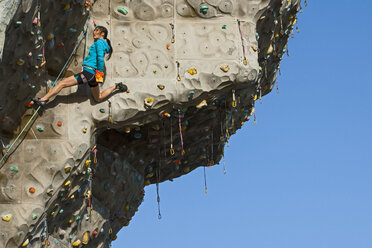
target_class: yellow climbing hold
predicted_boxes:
[2,214,12,222]
[125,205,130,211]
[144,97,154,107]
[63,4,70,10]
[253,95,258,101]
[113,235,118,240]
[266,44,273,55]
[82,128,87,133]
[196,100,207,109]
[187,67,197,75]
[82,232,89,245]
[64,180,71,187]
[22,239,29,247]
[157,84,165,90]
[220,64,230,72]
[251,45,258,52]
[72,240,81,246]
[85,160,91,166]
[64,165,72,173]
[124,127,131,133]
[69,219,73,224]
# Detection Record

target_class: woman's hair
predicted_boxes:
[95,26,113,60]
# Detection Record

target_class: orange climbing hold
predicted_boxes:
[29,187,35,194]
[56,121,62,127]
[166,44,171,50]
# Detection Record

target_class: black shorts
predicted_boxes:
[74,70,98,87]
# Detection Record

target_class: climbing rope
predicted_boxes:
[0,26,88,168]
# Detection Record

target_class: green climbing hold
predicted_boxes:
[37,127,44,132]
[200,5,209,14]
[32,214,38,220]
[76,215,81,221]
[14,21,22,28]
[99,108,105,113]
[59,209,64,214]
[10,166,19,173]
[117,6,128,15]
[222,25,227,29]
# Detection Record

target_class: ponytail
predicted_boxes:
[95,26,113,60]
[105,38,113,60]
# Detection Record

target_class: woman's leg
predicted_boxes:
[41,75,78,101]
[90,85,117,102]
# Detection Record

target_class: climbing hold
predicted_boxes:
[14,21,22,28]
[56,121,62,127]
[266,44,273,55]
[134,132,142,139]
[144,180,151,186]
[68,28,77,33]
[72,240,81,247]
[222,25,227,29]
[144,97,154,107]
[187,67,197,75]
[22,239,29,247]
[10,166,19,173]
[23,74,29,81]
[47,189,53,195]
[99,108,105,113]
[188,90,195,100]
[68,219,73,224]
[37,126,44,132]
[125,205,129,211]
[29,187,36,194]
[166,44,171,50]
[113,235,118,240]
[63,4,70,10]
[57,42,64,48]
[196,100,207,109]
[82,128,87,133]
[82,232,89,245]
[17,59,25,66]
[64,181,71,187]
[251,45,258,52]
[220,64,230,72]
[117,6,128,15]
[157,84,165,90]
[85,160,91,166]
[32,214,38,220]
[64,165,72,173]
[124,127,131,133]
[2,214,12,222]
[93,230,98,236]
[76,216,81,221]
[59,209,64,214]
[200,5,209,14]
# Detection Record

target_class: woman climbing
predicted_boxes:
[32,25,129,105]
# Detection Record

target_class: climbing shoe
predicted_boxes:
[115,82,129,93]
[31,98,48,107]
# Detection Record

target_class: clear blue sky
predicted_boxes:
[114,1,372,247]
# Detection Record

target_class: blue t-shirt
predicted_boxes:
[82,38,110,74]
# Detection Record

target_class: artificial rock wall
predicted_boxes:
[0,0,302,247]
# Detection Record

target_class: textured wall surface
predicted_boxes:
[0,0,301,247]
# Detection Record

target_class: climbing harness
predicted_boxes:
[237,20,248,65]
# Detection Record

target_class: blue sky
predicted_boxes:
[114,1,372,248]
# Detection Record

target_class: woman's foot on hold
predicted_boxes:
[31,98,48,107]
[115,82,130,93]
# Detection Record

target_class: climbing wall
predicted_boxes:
[0,0,303,247]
